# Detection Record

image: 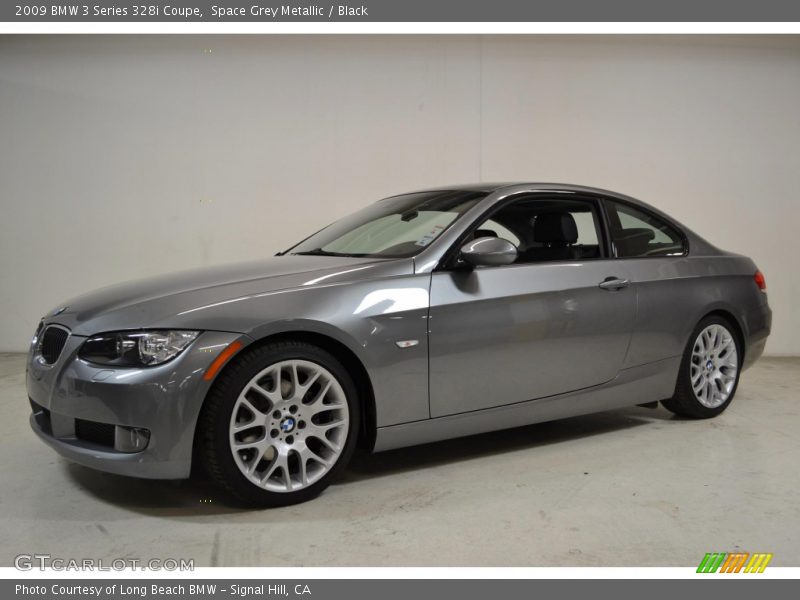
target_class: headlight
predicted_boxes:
[79,330,199,367]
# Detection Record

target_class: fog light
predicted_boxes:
[114,426,150,453]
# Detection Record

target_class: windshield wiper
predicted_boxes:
[292,248,366,258]
[292,249,340,257]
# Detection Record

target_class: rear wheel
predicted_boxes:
[198,341,359,507]
[662,316,741,418]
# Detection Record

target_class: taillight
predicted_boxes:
[754,270,767,291]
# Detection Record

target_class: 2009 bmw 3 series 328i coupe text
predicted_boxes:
[27,183,771,506]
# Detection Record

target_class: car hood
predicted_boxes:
[45,255,412,336]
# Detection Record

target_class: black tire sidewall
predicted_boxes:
[200,341,360,507]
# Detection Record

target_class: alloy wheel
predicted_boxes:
[228,359,349,493]
[690,324,739,408]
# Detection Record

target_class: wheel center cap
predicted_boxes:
[279,417,296,433]
[706,360,714,371]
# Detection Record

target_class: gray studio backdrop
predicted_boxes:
[0,35,798,354]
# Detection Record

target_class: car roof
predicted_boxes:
[397,182,696,238]
[406,182,636,200]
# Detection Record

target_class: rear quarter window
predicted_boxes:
[606,200,686,258]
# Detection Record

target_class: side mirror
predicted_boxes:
[459,237,518,268]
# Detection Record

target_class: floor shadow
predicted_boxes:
[62,405,677,515]
[64,463,245,516]
[343,405,672,482]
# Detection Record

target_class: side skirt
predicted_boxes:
[372,355,681,452]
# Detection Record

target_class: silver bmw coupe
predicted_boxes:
[27,183,771,506]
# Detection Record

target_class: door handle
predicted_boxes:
[598,277,630,291]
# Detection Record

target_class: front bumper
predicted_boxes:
[26,328,245,479]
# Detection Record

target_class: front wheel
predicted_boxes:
[197,341,360,507]
[662,316,741,419]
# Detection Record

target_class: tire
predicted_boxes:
[662,315,742,419]
[197,340,360,507]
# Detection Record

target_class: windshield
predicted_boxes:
[287,190,486,258]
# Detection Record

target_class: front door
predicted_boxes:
[428,195,636,418]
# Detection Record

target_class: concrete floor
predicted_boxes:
[1,353,798,567]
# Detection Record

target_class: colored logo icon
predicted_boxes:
[697,552,773,573]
